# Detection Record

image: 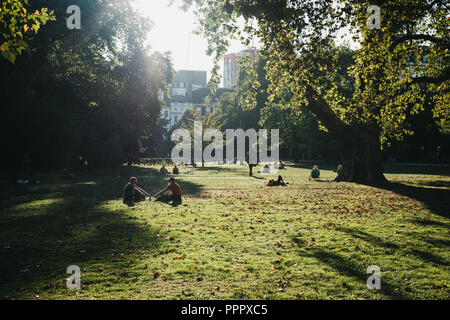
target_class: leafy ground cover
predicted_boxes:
[0,164,449,299]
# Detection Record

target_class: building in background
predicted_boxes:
[160,70,209,130]
[160,70,237,131]
[223,47,258,89]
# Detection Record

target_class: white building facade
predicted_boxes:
[160,70,212,130]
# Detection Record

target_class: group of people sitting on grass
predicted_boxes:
[266,163,343,186]
[123,176,182,206]
[123,162,343,205]
[160,165,179,175]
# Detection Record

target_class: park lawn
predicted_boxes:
[0,164,449,300]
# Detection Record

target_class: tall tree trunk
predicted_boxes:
[304,86,387,184]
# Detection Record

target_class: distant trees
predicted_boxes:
[172,57,337,162]
[0,0,173,171]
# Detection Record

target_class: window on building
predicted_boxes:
[164,111,168,117]
[174,116,178,122]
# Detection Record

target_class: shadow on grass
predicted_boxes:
[412,180,450,188]
[251,176,265,180]
[0,166,202,298]
[292,245,409,299]
[192,166,232,173]
[379,182,450,219]
[409,248,449,267]
[336,227,449,272]
[408,218,450,229]
[0,166,202,210]
[335,227,399,249]
[383,164,450,176]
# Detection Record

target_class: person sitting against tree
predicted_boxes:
[123,177,150,205]
[279,161,285,169]
[309,165,320,180]
[154,177,182,206]
[172,165,179,174]
[336,163,343,175]
[160,165,169,175]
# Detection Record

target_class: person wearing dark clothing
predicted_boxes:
[154,178,182,205]
[123,177,150,205]
[275,175,286,186]
[160,165,169,175]
[309,165,320,180]
[266,175,287,186]
[172,165,179,174]
[246,154,257,176]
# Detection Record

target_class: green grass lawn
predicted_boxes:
[0,164,449,300]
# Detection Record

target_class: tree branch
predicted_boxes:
[390,34,446,51]
[410,68,450,84]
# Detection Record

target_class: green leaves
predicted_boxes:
[182,0,449,148]
[0,0,55,63]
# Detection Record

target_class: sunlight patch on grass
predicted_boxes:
[0,165,449,300]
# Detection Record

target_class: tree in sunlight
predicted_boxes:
[0,0,173,171]
[0,0,55,63]
[181,0,449,183]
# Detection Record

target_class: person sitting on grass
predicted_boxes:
[336,164,343,175]
[261,164,270,174]
[172,165,179,174]
[309,165,320,181]
[61,168,76,180]
[154,177,182,206]
[273,161,284,170]
[266,175,288,186]
[123,177,151,205]
[160,165,169,175]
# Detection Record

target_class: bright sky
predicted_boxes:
[131,0,358,86]
[132,0,249,85]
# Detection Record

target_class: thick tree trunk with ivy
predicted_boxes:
[305,86,387,184]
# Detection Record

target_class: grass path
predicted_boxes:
[0,165,449,299]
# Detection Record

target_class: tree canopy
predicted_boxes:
[181,0,449,182]
[0,0,55,63]
[1,0,173,172]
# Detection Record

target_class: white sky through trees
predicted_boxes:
[132,0,359,85]
[132,0,250,84]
